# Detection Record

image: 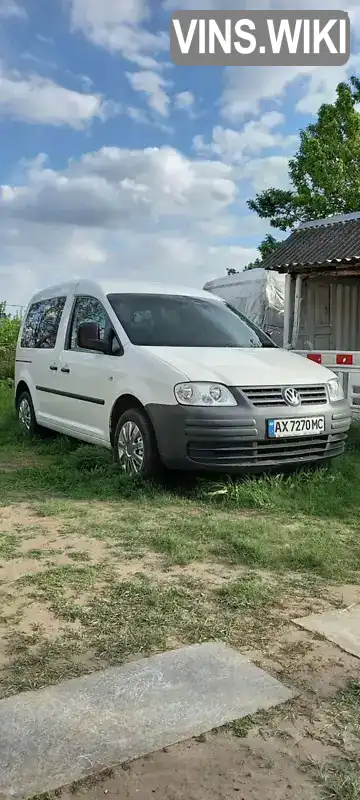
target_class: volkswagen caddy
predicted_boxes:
[15,280,351,476]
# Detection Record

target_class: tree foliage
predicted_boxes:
[248,77,360,231]
[0,303,22,380]
[226,234,281,275]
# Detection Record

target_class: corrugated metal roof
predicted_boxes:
[262,217,360,273]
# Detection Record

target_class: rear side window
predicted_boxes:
[21,297,66,349]
[68,296,109,350]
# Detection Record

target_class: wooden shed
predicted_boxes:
[261,211,360,408]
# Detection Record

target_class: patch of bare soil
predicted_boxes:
[247,586,360,697]
[266,626,359,696]
[112,555,253,585]
[0,504,103,672]
[0,586,84,672]
[16,601,82,638]
[60,729,322,800]
[0,501,113,533]
[0,587,33,618]
[19,533,108,563]
[0,503,60,533]
[0,504,110,579]
[0,557,67,583]
[56,639,360,800]
[161,561,250,586]
[325,583,360,607]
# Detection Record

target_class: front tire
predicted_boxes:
[16,390,40,437]
[113,408,162,477]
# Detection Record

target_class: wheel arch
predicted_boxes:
[15,380,31,408]
[109,394,156,447]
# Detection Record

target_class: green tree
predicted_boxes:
[247,77,360,231]
[257,234,282,259]
[0,303,22,380]
[226,234,281,275]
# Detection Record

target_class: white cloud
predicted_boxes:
[242,155,291,193]
[126,105,149,124]
[70,0,149,28]
[1,224,259,306]
[0,145,255,303]
[168,0,360,21]
[125,105,173,134]
[1,146,237,227]
[296,54,360,114]
[174,90,196,116]
[0,65,110,128]
[0,0,26,19]
[221,65,314,121]
[69,0,168,68]
[197,211,271,239]
[36,34,55,44]
[175,0,357,120]
[7,0,358,305]
[221,54,360,122]
[193,110,297,201]
[193,111,298,164]
[126,70,172,116]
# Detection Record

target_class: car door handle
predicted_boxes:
[49,365,58,371]
[61,367,70,374]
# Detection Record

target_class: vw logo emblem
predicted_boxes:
[282,387,301,407]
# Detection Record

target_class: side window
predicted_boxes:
[21,297,66,349]
[68,296,108,350]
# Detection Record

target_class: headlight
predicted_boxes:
[174,382,237,407]
[327,377,345,402]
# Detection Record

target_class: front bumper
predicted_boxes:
[146,399,351,473]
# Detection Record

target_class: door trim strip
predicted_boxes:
[36,386,105,406]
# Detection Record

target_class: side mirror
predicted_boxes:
[77,321,108,353]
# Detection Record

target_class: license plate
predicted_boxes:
[267,416,325,438]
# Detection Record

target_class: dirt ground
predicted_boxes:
[45,615,360,800]
[60,733,321,800]
[59,663,360,800]
[1,503,360,800]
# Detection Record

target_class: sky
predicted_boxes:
[1,0,360,307]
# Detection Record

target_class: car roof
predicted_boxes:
[27,279,224,304]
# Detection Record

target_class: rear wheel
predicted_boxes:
[113,408,162,477]
[16,390,40,437]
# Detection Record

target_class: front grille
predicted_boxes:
[241,385,327,407]
[187,432,346,468]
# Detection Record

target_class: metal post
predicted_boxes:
[283,273,292,348]
[291,275,302,349]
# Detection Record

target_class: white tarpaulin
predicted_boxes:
[203,268,285,345]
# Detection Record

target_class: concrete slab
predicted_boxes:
[293,604,360,659]
[0,642,294,800]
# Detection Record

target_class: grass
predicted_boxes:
[317,762,360,800]
[1,378,360,522]
[1,380,360,797]
[0,533,20,559]
[307,682,360,800]
[0,377,359,587]
[0,568,278,697]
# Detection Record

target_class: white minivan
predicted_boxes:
[15,279,351,476]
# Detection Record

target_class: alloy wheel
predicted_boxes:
[117,420,145,474]
[19,397,32,432]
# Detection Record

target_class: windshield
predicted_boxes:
[107,293,275,348]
